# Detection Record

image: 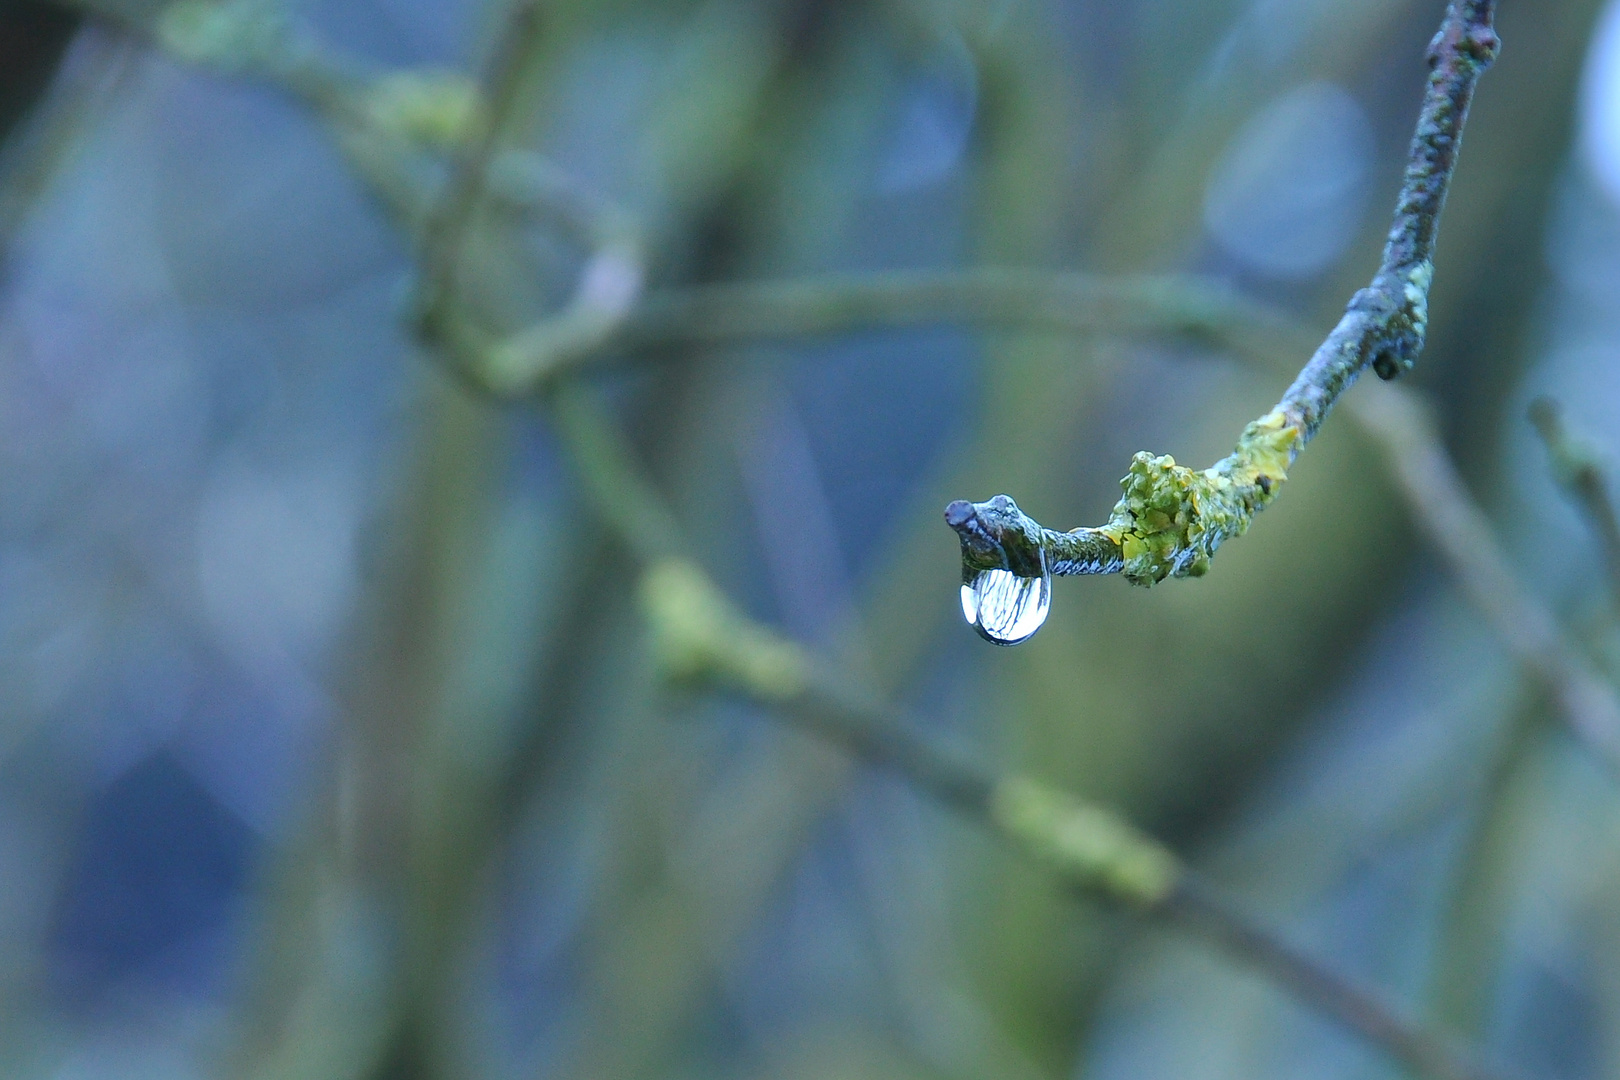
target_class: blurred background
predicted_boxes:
[0,0,1617,1078]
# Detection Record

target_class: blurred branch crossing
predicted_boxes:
[30,1,1620,1079]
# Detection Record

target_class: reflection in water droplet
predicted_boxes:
[960,567,1052,645]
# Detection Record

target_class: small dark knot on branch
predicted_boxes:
[1351,264,1432,381]
[1427,2,1500,70]
[943,499,976,530]
[1464,24,1502,65]
[945,495,1046,577]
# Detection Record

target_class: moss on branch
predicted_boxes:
[991,777,1182,906]
[1100,407,1300,584]
[947,0,1498,592]
[948,407,1302,586]
[640,558,809,702]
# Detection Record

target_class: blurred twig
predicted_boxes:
[637,558,1522,1080]
[0,17,137,243]
[1352,388,1620,773]
[1529,396,1620,603]
[440,268,1304,386]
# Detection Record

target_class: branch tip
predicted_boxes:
[945,0,1495,599]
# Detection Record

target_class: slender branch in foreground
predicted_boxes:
[945,0,1499,589]
[1528,397,1620,603]
[429,251,1620,795]
[637,559,1523,1080]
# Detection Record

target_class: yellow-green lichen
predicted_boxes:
[639,558,809,701]
[362,71,485,149]
[990,776,1181,906]
[1101,408,1302,586]
[1402,259,1433,341]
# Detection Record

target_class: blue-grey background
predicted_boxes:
[1,1,1618,1078]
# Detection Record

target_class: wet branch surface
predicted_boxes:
[946,0,1500,589]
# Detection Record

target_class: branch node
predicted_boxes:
[360,71,484,150]
[639,559,809,702]
[944,0,1494,604]
[990,776,1182,907]
[1528,396,1620,601]
[945,495,1045,577]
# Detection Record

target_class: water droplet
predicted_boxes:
[960,565,1052,645]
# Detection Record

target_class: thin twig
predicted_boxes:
[1351,388,1620,773]
[1528,396,1620,603]
[1164,881,1515,1080]
[411,2,645,399]
[945,0,1500,589]
[414,0,540,329]
[462,266,1300,387]
[636,559,1523,1080]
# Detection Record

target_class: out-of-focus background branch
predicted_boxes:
[4,2,1620,1080]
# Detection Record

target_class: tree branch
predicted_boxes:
[1353,388,1620,773]
[570,275,1620,783]
[1529,396,1620,604]
[638,557,1525,1080]
[945,0,1499,591]
[472,267,1303,387]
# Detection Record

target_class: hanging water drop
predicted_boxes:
[960,564,1052,645]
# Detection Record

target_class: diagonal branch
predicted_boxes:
[945,0,1500,591]
[1529,396,1620,604]
[1354,388,1620,772]
[638,558,1526,1080]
